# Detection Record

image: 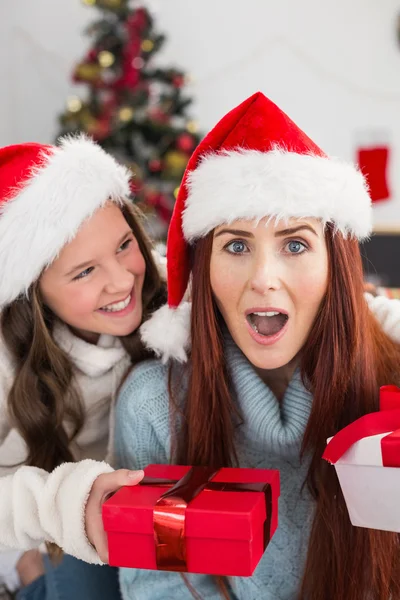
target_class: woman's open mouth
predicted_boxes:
[245,309,289,344]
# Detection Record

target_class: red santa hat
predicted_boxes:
[140,91,372,362]
[0,135,131,308]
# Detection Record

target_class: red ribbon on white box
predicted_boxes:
[323,386,400,467]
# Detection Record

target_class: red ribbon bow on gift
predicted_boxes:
[323,385,400,467]
[140,467,273,572]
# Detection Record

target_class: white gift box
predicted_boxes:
[329,431,400,532]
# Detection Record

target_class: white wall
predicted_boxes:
[1,0,400,228]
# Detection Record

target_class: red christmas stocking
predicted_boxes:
[356,146,390,203]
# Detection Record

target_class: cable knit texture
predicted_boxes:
[115,335,314,600]
[0,322,131,566]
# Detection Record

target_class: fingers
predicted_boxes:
[92,469,144,502]
[85,469,144,562]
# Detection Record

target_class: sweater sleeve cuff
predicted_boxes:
[39,460,114,564]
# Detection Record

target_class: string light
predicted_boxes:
[132,57,145,69]
[174,187,180,198]
[186,120,199,134]
[141,39,154,53]
[66,96,82,113]
[119,107,134,122]
[98,51,115,68]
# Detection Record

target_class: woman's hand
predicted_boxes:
[85,469,144,563]
[364,282,379,297]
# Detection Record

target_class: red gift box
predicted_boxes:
[102,464,280,577]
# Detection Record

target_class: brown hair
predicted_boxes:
[172,225,400,600]
[1,202,166,473]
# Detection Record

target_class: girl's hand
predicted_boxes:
[85,469,144,563]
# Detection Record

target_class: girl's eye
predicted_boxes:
[73,266,94,281]
[225,240,248,254]
[285,240,307,255]
[118,238,133,253]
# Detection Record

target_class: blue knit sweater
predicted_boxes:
[114,335,314,600]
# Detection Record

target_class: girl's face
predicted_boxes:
[39,202,146,343]
[210,216,328,371]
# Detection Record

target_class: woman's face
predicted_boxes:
[210,216,328,371]
[39,202,146,343]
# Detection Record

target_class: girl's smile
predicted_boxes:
[97,289,136,317]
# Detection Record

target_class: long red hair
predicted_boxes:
[171,224,400,600]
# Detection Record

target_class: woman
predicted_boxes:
[115,92,400,600]
[0,135,165,599]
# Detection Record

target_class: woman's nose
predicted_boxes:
[249,256,281,294]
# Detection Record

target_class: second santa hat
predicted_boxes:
[0,135,131,308]
[140,91,372,362]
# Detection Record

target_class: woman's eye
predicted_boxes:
[225,240,248,254]
[118,238,133,252]
[285,240,307,255]
[73,267,94,281]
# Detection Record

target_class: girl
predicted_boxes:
[0,135,165,598]
[115,92,400,600]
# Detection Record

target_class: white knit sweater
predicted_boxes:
[0,322,131,565]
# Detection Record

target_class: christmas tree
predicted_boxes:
[57,0,201,240]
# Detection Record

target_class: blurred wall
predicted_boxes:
[1,0,400,228]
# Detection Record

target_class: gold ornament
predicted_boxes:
[141,39,154,53]
[186,120,199,134]
[66,96,82,113]
[118,107,134,122]
[98,51,115,68]
[75,62,102,82]
[82,0,96,5]
[173,186,180,198]
[164,151,188,178]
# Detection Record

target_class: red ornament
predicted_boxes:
[87,117,111,141]
[176,133,195,153]
[357,145,391,203]
[149,159,162,173]
[87,49,98,61]
[173,75,185,88]
[144,189,172,224]
[148,107,169,124]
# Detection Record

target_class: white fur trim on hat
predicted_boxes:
[140,302,191,363]
[0,135,131,307]
[182,149,372,242]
